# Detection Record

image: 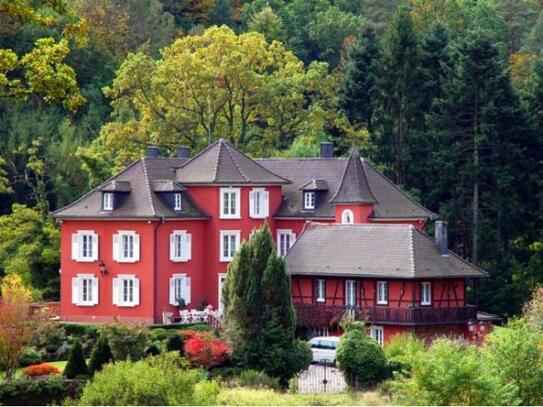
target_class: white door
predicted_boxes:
[218,273,227,312]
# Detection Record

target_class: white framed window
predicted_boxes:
[103,192,113,210]
[220,188,240,219]
[169,274,191,306]
[113,274,140,307]
[341,209,354,224]
[113,231,140,263]
[303,191,315,210]
[316,279,326,303]
[71,274,99,306]
[174,193,182,211]
[220,230,241,262]
[71,231,99,262]
[218,273,227,312]
[277,229,296,256]
[345,280,356,307]
[249,188,269,218]
[421,281,432,305]
[370,325,384,346]
[169,231,192,262]
[377,281,388,305]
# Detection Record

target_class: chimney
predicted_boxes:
[176,147,190,159]
[435,220,448,256]
[146,146,159,158]
[320,142,334,158]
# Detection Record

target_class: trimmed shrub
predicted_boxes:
[88,335,114,374]
[19,346,42,367]
[77,352,219,405]
[101,322,150,361]
[64,340,91,379]
[150,327,170,342]
[184,334,231,368]
[23,362,61,377]
[145,343,162,356]
[336,322,388,388]
[166,333,185,355]
[0,376,82,406]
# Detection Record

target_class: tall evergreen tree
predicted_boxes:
[374,6,422,184]
[209,0,233,27]
[64,340,91,379]
[338,27,380,132]
[88,335,114,374]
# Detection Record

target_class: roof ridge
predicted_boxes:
[141,158,157,216]
[52,159,142,217]
[224,142,250,182]
[409,225,416,276]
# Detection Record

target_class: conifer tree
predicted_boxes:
[64,340,90,379]
[88,335,114,374]
[166,333,184,356]
[339,27,380,131]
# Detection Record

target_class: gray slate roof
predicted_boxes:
[285,223,487,279]
[52,158,209,219]
[176,139,290,185]
[257,158,434,219]
[329,149,376,204]
[299,179,329,191]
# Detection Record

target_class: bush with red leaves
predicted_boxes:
[184,333,231,368]
[23,362,61,377]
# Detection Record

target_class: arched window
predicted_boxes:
[341,209,354,224]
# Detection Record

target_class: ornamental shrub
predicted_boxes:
[166,333,185,355]
[23,362,61,377]
[384,333,425,377]
[77,352,219,405]
[100,322,150,361]
[184,333,231,369]
[0,376,82,405]
[88,335,114,374]
[336,322,388,388]
[145,343,161,356]
[64,340,90,379]
[19,346,42,367]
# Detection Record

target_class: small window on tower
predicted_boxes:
[304,192,315,210]
[174,193,182,211]
[103,193,113,210]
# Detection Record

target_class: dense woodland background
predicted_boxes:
[0,0,542,319]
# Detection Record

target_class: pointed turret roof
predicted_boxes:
[176,139,290,184]
[329,148,376,204]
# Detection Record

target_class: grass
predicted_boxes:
[6,360,68,379]
[215,387,390,406]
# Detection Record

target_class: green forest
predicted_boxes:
[0,0,542,319]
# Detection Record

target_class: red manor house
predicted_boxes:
[53,140,491,344]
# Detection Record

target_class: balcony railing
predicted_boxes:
[294,303,477,327]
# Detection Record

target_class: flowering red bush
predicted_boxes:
[23,362,61,377]
[184,333,231,368]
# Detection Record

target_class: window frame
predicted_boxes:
[249,188,269,219]
[72,274,98,306]
[72,230,98,262]
[370,325,384,346]
[376,281,388,305]
[303,191,315,210]
[345,279,356,307]
[114,274,139,307]
[341,209,354,224]
[421,281,432,306]
[114,231,139,263]
[170,230,191,262]
[220,187,241,219]
[316,279,326,303]
[277,229,295,257]
[219,230,241,262]
[103,192,113,211]
[174,193,182,211]
[169,273,191,306]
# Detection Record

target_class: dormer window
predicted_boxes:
[304,192,315,210]
[342,209,354,224]
[103,193,113,211]
[174,193,182,211]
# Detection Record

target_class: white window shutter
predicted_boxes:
[133,278,140,306]
[72,277,79,305]
[169,276,176,305]
[112,234,119,262]
[92,278,99,305]
[249,190,255,217]
[112,277,119,305]
[185,233,192,261]
[262,190,269,217]
[169,233,176,261]
[185,277,191,304]
[92,234,99,261]
[235,232,241,250]
[290,231,297,247]
[71,233,79,261]
[133,234,140,262]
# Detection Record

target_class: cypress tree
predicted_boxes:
[88,335,114,374]
[64,340,90,379]
[166,333,184,356]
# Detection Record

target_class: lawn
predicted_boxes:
[6,360,68,379]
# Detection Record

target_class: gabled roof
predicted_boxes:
[52,157,209,219]
[285,223,487,279]
[176,139,290,185]
[329,149,376,204]
[299,179,328,191]
[257,158,434,219]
